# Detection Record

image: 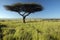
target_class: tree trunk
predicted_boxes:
[23,16,26,23]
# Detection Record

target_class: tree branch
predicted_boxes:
[24,13,31,17]
[23,12,26,16]
[18,12,31,17]
[18,12,23,16]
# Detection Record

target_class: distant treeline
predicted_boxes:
[41,19,60,22]
[0,19,60,22]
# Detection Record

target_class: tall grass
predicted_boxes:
[0,19,60,40]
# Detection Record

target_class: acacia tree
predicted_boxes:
[4,3,43,23]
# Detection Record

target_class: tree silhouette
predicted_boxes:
[4,3,43,23]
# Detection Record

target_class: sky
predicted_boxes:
[0,0,60,19]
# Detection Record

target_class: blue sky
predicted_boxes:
[0,0,60,19]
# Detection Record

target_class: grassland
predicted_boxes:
[0,19,60,40]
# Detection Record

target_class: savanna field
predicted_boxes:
[0,19,60,40]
